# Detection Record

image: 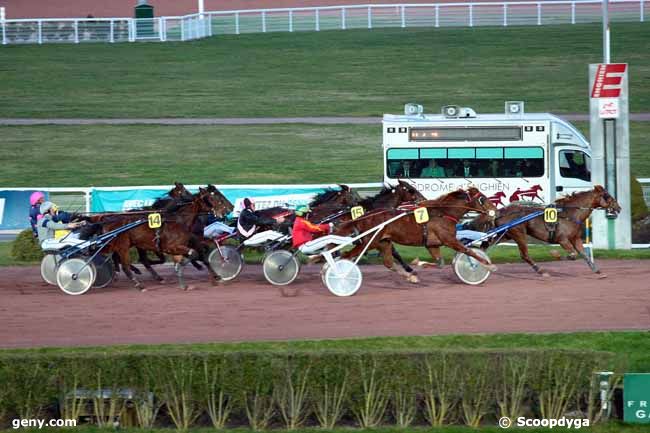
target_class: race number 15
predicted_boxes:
[351,206,365,220]
[414,207,429,224]
[544,207,558,223]
[148,213,162,229]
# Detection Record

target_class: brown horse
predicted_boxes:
[469,185,621,276]
[102,187,231,291]
[333,187,497,283]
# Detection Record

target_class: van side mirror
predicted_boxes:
[556,186,564,192]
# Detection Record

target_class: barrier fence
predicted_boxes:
[1,0,647,45]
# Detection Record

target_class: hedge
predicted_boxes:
[0,349,623,430]
[10,229,44,262]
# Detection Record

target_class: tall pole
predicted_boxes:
[198,0,205,15]
[603,0,610,63]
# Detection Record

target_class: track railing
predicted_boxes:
[1,0,647,45]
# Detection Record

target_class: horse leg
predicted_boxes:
[116,245,144,291]
[511,232,548,277]
[442,236,498,272]
[571,237,602,274]
[412,246,444,268]
[391,245,419,277]
[380,241,418,283]
[137,249,165,282]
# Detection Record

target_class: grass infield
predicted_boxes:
[0,23,648,118]
[0,122,649,187]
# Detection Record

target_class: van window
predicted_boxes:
[386,146,544,179]
[559,149,591,181]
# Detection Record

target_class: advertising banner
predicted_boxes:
[90,187,327,213]
[0,190,49,230]
[624,373,650,423]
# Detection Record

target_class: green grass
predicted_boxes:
[0,242,34,266]
[1,121,649,187]
[2,331,649,371]
[1,23,649,118]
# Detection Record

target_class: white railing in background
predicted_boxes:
[0,0,647,45]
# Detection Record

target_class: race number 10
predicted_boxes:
[148,213,162,229]
[350,206,365,220]
[544,207,558,223]
[414,207,429,224]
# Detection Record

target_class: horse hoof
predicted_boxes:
[139,288,147,293]
[486,264,498,272]
[597,273,607,279]
[184,285,195,291]
[549,250,562,260]
[542,272,551,278]
[410,258,423,267]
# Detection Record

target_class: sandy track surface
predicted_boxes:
[0,259,648,349]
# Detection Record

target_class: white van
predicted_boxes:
[383,102,592,206]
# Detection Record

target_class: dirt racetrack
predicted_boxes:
[0,259,648,349]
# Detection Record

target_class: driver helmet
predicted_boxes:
[294,205,311,217]
[40,201,57,214]
[30,191,45,206]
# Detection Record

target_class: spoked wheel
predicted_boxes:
[324,259,362,297]
[263,250,300,286]
[320,262,330,286]
[209,246,243,281]
[92,255,115,288]
[56,258,97,296]
[453,248,492,285]
[40,254,59,286]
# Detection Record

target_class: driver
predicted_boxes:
[37,202,85,246]
[236,198,283,238]
[291,205,332,248]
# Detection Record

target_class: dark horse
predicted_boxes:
[333,187,497,283]
[99,187,232,291]
[467,185,621,276]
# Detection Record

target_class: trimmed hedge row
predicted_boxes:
[0,349,622,430]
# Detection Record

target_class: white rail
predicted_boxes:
[0,0,646,45]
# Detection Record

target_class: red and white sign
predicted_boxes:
[598,98,620,119]
[591,63,627,98]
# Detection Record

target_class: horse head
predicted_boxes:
[593,185,621,218]
[464,186,497,219]
[206,184,234,214]
[396,179,426,203]
[169,182,193,201]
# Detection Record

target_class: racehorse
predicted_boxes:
[333,187,497,283]
[469,185,621,276]
[101,187,231,291]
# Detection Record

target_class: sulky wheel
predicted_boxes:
[40,254,59,286]
[263,250,300,286]
[56,258,97,296]
[92,255,115,288]
[452,248,492,285]
[209,246,243,281]
[324,259,362,297]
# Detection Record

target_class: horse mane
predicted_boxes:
[555,189,591,206]
[358,186,394,208]
[310,188,341,207]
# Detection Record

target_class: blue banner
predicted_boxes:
[90,187,327,213]
[0,190,49,230]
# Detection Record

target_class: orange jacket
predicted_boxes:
[292,217,329,248]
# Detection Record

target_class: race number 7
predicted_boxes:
[148,213,162,229]
[414,207,429,224]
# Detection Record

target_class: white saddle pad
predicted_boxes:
[41,235,85,252]
[298,235,354,255]
[243,230,288,247]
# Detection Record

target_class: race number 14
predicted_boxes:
[414,207,429,224]
[148,213,162,229]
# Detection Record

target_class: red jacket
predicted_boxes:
[292,217,329,248]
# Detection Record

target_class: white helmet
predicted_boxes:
[40,201,55,214]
